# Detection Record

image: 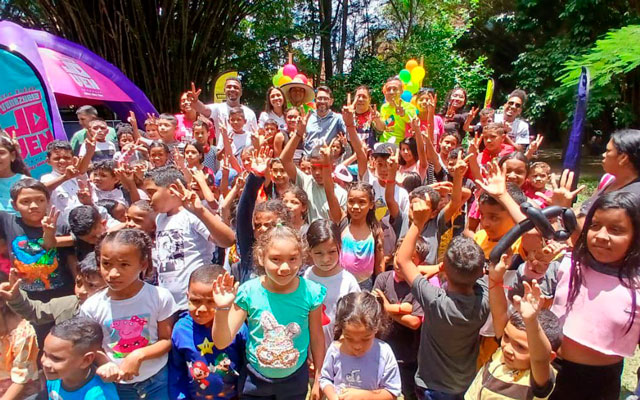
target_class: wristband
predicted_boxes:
[215,306,231,311]
[345,125,355,129]
[311,163,331,168]
[381,179,396,184]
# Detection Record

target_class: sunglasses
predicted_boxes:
[507,101,522,109]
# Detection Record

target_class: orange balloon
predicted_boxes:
[405,59,419,71]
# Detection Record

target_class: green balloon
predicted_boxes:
[272,75,280,86]
[399,69,411,83]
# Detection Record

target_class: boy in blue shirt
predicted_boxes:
[169,264,247,399]
[43,317,119,399]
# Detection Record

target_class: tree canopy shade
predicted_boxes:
[3,0,270,112]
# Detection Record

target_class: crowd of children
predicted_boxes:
[0,77,639,400]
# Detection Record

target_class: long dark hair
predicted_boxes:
[398,137,418,166]
[611,129,640,174]
[306,219,341,251]
[265,86,286,114]
[0,134,31,176]
[440,87,468,115]
[346,181,380,234]
[569,191,640,332]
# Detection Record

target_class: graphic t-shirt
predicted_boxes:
[235,277,326,379]
[0,211,73,296]
[79,140,117,163]
[303,268,360,348]
[80,283,178,383]
[380,101,417,144]
[169,314,247,400]
[0,174,26,216]
[47,371,119,400]
[319,339,402,397]
[155,209,215,309]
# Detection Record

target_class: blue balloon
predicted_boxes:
[401,90,412,102]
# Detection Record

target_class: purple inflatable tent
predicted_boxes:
[0,21,156,177]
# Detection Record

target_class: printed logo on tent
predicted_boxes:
[0,48,54,178]
[59,56,103,97]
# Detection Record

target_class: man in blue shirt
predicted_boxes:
[304,86,346,154]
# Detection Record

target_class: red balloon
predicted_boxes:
[293,74,308,84]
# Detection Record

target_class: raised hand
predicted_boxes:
[85,128,97,151]
[0,268,22,301]
[411,194,433,229]
[535,169,585,208]
[429,181,453,197]
[127,110,137,127]
[191,168,209,185]
[370,104,380,122]
[296,108,310,138]
[185,82,202,106]
[468,131,482,156]
[250,145,273,176]
[114,162,135,186]
[464,106,479,131]
[512,280,543,321]
[77,179,93,205]
[41,207,60,235]
[145,113,158,125]
[211,272,239,309]
[173,148,187,170]
[341,105,355,127]
[387,152,399,180]
[488,252,509,283]
[64,157,81,179]
[475,160,506,198]
[525,134,544,159]
[170,179,202,214]
[450,151,472,180]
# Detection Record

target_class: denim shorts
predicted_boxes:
[241,362,309,399]
[115,364,169,400]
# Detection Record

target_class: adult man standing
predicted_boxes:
[494,89,530,151]
[187,78,257,136]
[68,105,117,155]
[303,86,346,154]
[281,81,315,108]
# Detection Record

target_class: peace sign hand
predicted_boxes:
[341,106,355,127]
[77,179,93,205]
[450,151,472,180]
[170,179,202,214]
[525,134,544,159]
[186,82,202,106]
[42,207,60,235]
[469,131,482,156]
[64,157,81,179]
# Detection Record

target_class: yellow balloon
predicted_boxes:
[411,66,426,83]
[278,75,292,86]
[405,59,419,71]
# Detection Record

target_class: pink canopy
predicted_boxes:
[38,47,132,104]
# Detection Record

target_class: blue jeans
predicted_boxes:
[241,363,308,399]
[116,365,169,400]
[416,387,464,400]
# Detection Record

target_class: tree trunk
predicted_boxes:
[336,0,348,75]
[319,0,333,81]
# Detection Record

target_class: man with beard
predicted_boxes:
[494,89,530,151]
[185,78,258,144]
[303,86,346,154]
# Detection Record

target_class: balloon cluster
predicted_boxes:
[398,59,426,102]
[272,62,310,87]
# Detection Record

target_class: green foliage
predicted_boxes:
[329,21,493,110]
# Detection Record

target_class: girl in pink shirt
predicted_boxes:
[550,191,640,400]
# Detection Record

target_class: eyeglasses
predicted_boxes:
[507,101,522,109]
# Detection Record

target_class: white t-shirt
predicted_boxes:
[494,114,530,145]
[92,185,126,205]
[363,171,409,256]
[79,140,117,162]
[206,103,258,144]
[155,209,215,308]
[80,283,177,383]
[217,129,252,158]
[304,268,360,348]
[259,110,287,131]
[40,171,84,212]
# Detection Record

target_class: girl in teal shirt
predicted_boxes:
[212,225,327,399]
